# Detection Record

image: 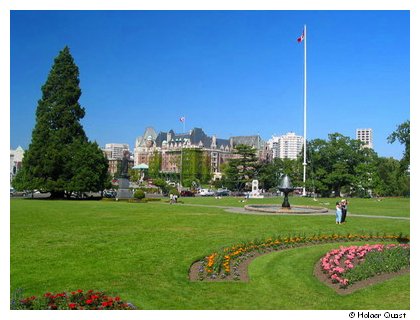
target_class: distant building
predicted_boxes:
[10,146,25,182]
[133,127,266,180]
[230,135,269,161]
[268,132,303,160]
[102,143,132,177]
[134,127,233,178]
[356,128,373,149]
[103,143,130,160]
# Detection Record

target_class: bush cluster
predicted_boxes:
[133,189,145,200]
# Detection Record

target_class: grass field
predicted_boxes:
[10,197,410,309]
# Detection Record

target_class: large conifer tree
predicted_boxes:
[13,46,108,198]
[224,144,258,191]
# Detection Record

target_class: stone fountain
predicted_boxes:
[279,174,293,209]
[243,174,328,214]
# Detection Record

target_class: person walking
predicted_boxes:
[340,199,348,223]
[335,201,342,224]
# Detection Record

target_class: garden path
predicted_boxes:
[162,202,409,220]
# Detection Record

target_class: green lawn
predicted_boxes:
[10,197,410,309]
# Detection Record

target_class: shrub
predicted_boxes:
[168,188,179,196]
[10,289,137,310]
[133,189,145,200]
[139,187,160,194]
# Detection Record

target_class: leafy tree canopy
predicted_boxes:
[387,120,410,171]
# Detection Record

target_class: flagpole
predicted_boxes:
[181,116,185,188]
[302,24,307,197]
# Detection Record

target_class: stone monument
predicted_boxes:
[117,151,133,199]
[249,179,264,199]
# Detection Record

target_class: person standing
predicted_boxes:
[335,201,342,224]
[340,199,348,223]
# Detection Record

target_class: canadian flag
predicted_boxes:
[297,30,305,43]
[180,116,185,123]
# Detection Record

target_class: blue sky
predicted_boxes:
[10,10,409,159]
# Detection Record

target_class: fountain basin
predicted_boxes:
[244,204,328,214]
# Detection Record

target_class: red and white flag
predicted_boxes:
[297,29,305,43]
[180,116,185,123]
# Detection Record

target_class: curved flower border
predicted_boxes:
[320,243,410,288]
[191,233,409,281]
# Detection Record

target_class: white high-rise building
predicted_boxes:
[356,129,373,149]
[10,146,25,181]
[268,132,304,160]
[104,143,130,160]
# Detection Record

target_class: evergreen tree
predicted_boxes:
[224,144,258,191]
[13,47,108,198]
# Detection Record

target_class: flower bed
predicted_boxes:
[10,289,137,310]
[320,243,410,288]
[189,233,409,282]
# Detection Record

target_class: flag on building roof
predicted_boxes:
[297,29,305,43]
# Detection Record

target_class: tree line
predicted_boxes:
[12,46,410,199]
[219,128,409,197]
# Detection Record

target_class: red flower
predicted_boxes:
[77,289,83,293]
[101,301,108,307]
[91,294,99,300]
[86,299,93,305]
[44,292,52,297]
[115,296,121,301]
[68,303,77,309]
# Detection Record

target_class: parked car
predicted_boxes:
[180,190,195,197]
[103,190,117,198]
[198,188,215,196]
[215,188,230,196]
[230,191,245,197]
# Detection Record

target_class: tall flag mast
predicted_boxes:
[179,116,186,188]
[297,25,307,196]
